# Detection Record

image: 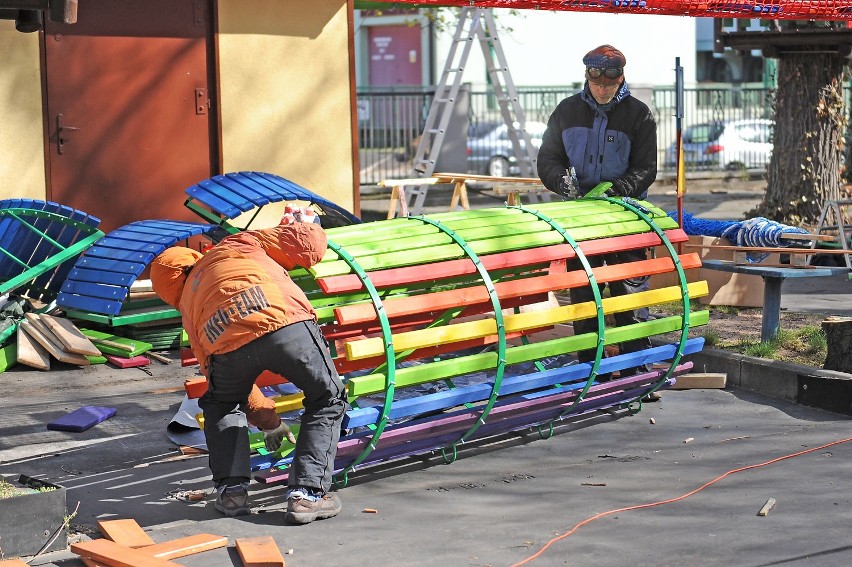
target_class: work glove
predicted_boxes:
[558,167,580,199]
[280,205,321,226]
[263,420,297,453]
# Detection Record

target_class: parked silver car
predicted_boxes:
[467,121,547,177]
[664,118,774,170]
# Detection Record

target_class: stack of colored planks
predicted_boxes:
[188,198,710,485]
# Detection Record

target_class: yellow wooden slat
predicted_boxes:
[346,281,709,360]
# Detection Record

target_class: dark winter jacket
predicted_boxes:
[537,81,657,199]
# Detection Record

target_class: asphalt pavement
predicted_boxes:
[1,177,850,567]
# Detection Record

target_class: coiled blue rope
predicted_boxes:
[668,211,810,263]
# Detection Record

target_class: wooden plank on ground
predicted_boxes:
[0,560,32,566]
[39,313,102,356]
[20,317,90,365]
[670,373,727,390]
[97,519,156,548]
[235,536,286,567]
[138,534,229,560]
[17,322,50,370]
[71,538,182,567]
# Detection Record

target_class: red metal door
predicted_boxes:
[43,0,218,232]
[368,25,421,86]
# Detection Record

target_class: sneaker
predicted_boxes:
[214,483,250,517]
[285,488,342,525]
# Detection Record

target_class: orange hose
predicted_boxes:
[512,436,852,566]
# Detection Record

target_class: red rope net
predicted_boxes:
[379,1,852,20]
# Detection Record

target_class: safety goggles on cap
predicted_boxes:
[586,67,623,80]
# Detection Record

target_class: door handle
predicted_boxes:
[56,114,81,155]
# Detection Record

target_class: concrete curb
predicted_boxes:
[682,348,852,416]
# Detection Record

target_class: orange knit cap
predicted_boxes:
[150,246,203,307]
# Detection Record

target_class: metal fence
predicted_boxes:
[356,84,777,186]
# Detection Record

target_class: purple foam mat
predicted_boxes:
[47,406,117,432]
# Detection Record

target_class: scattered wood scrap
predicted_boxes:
[97,518,155,548]
[236,536,286,567]
[13,313,127,369]
[671,373,727,390]
[39,313,102,356]
[757,497,777,516]
[20,317,90,366]
[72,519,229,566]
[16,321,50,370]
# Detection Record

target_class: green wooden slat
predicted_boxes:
[0,342,17,373]
[313,216,678,278]
[346,311,709,397]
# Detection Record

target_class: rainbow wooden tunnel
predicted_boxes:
[186,196,710,486]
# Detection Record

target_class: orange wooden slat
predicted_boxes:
[335,254,702,326]
[97,519,156,548]
[185,370,288,399]
[318,228,688,294]
[71,539,181,567]
[139,534,229,560]
[235,536,286,567]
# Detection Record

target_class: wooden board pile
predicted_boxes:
[13,312,169,371]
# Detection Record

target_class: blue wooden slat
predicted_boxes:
[184,172,360,225]
[57,219,218,316]
[56,291,124,316]
[186,185,241,218]
[107,228,188,244]
[80,246,156,265]
[92,238,165,255]
[222,172,281,201]
[70,255,148,275]
[343,339,704,429]
[0,201,101,300]
[206,175,273,208]
[196,179,258,213]
[65,267,136,287]
[61,280,128,301]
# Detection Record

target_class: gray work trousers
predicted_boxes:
[568,249,652,377]
[200,319,347,492]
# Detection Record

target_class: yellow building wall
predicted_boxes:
[0,22,47,202]
[217,0,356,223]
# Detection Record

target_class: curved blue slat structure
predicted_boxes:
[56,219,218,316]
[184,171,361,228]
[0,199,101,300]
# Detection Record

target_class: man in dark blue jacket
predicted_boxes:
[537,45,659,390]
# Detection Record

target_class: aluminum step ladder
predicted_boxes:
[408,7,540,215]
[811,199,852,271]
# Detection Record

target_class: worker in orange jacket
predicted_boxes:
[151,207,347,525]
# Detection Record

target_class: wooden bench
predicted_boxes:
[699,259,848,341]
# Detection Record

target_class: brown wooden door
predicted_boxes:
[43,0,218,233]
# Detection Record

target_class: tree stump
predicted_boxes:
[822,316,852,374]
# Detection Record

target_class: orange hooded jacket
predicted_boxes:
[151,223,328,430]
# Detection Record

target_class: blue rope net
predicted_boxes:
[668,211,810,262]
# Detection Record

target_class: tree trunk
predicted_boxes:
[750,52,847,227]
[822,316,852,374]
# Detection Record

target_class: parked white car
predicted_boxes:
[664,118,774,170]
